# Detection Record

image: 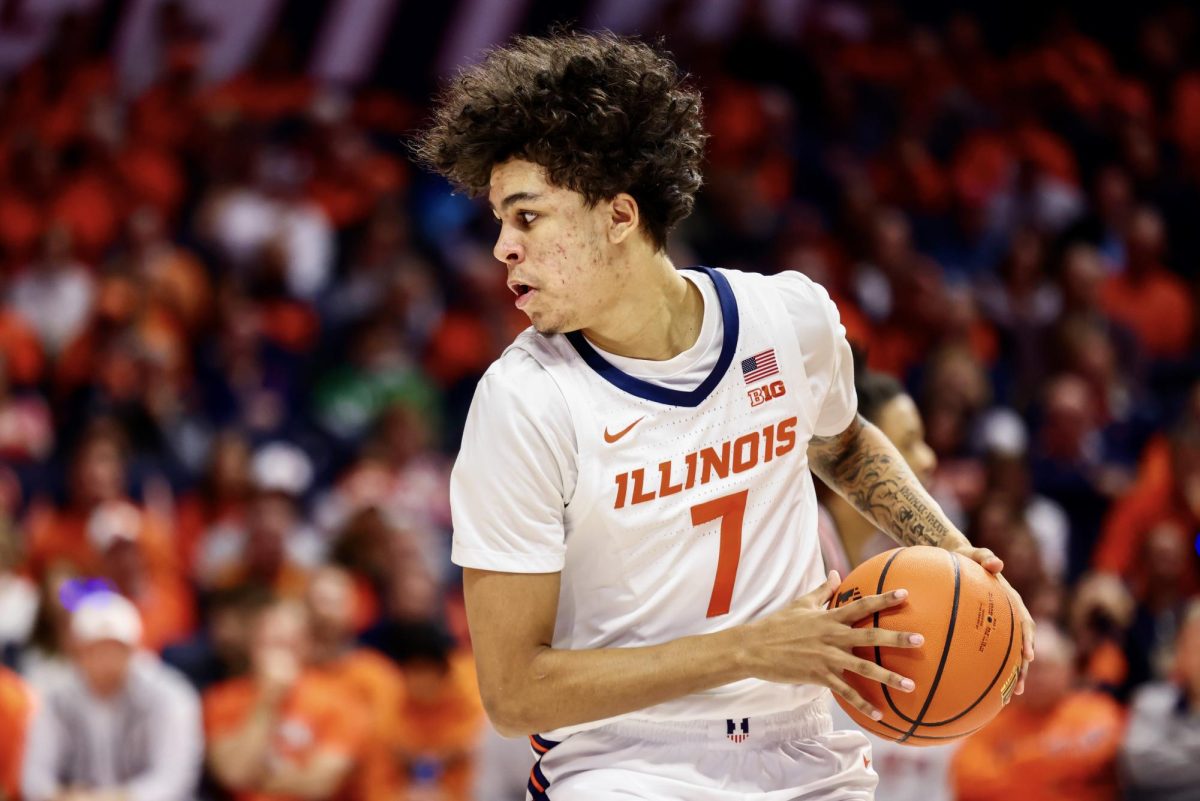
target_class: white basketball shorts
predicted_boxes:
[525,690,877,800]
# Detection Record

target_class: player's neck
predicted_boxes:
[579,252,704,361]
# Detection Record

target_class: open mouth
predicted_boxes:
[512,282,537,310]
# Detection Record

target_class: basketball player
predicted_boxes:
[416,32,1035,799]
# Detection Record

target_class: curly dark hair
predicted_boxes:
[412,31,707,250]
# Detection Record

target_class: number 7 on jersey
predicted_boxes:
[690,489,749,618]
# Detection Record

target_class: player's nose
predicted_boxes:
[493,231,525,265]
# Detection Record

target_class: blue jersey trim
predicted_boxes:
[564,266,740,408]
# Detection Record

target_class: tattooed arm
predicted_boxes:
[807,414,960,549]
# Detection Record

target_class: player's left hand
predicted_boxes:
[938,532,1036,699]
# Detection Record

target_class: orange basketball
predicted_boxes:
[831,545,1022,746]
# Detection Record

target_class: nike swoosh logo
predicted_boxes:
[603,416,645,444]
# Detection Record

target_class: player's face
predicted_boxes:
[488,159,618,334]
[875,394,937,488]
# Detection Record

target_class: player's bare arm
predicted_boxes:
[464,567,923,736]
[808,414,1036,692]
[808,415,954,549]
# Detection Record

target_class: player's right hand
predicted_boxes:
[739,570,923,721]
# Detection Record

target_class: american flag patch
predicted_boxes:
[726,718,749,743]
[741,349,779,383]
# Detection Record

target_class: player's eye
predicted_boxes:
[518,211,538,226]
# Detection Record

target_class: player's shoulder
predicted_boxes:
[485,330,563,387]
[715,267,833,310]
[763,269,834,307]
[717,268,842,352]
[474,331,571,417]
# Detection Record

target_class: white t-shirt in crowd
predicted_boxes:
[451,267,857,736]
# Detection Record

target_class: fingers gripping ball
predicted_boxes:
[832,546,1022,745]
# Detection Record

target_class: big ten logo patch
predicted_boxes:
[747,380,787,407]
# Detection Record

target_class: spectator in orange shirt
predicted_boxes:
[1094,418,1200,600]
[197,32,314,123]
[305,109,404,230]
[305,566,402,721]
[952,621,1125,801]
[50,165,123,264]
[371,623,484,801]
[305,567,403,801]
[0,665,33,801]
[87,499,196,652]
[23,420,176,582]
[122,206,213,336]
[205,599,370,801]
[0,137,55,269]
[1098,205,1195,360]
[0,311,45,388]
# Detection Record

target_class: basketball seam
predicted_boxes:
[898,550,960,743]
[918,590,1017,727]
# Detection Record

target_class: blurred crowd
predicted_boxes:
[0,1,1198,800]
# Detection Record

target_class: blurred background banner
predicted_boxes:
[0,1,1198,800]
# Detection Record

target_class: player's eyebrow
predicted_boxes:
[490,191,543,212]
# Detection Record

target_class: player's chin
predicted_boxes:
[529,310,567,336]
[531,319,562,336]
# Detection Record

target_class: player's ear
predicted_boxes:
[607,193,639,245]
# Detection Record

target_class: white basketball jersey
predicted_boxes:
[506,267,833,736]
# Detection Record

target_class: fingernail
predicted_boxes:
[909,634,924,645]
[870,710,883,721]
[893,589,908,600]
[901,679,915,692]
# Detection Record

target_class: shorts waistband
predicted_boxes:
[594,691,834,746]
